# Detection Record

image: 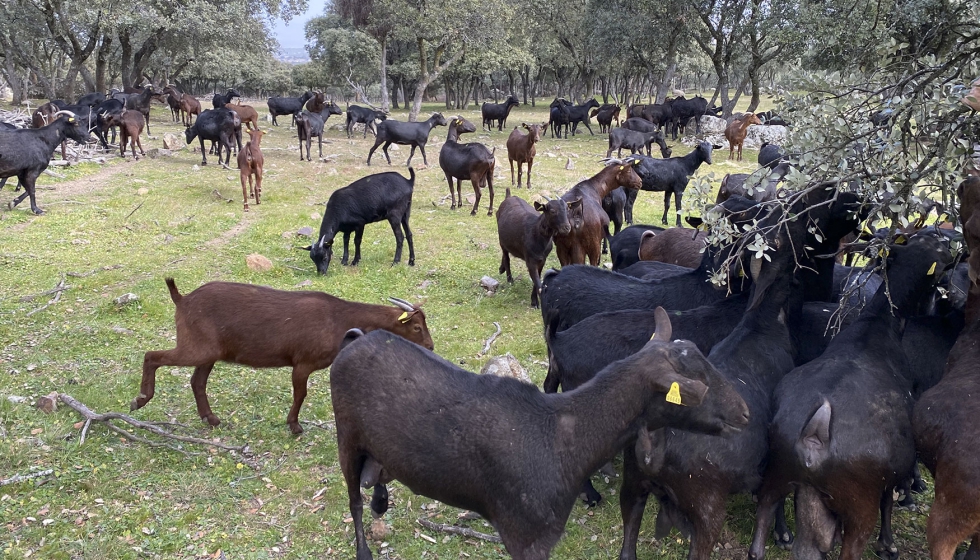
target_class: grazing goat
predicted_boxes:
[496,189,576,307]
[267,91,314,126]
[912,176,980,560]
[609,224,665,270]
[330,310,749,560]
[625,142,719,226]
[439,116,496,215]
[506,122,547,189]
[237,128,265,211]
[638,227,706,268]
[212,88,241,109]
[0,112,91,214]
[226,102,262,132]
[132,279,432,435]
[725,113,763,161]
[107,110,146,159]
[304,169,415,275]
[184,109,237,166]
[748,233,953,560]
[606,128,671,158]
[346,105,388,138]
[481,95,520,131]
[554,158,642,266]
[619,206,807,560]
[367,113,447,166]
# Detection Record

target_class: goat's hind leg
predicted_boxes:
[340,450,376,560]
[286,364,316,434]
[190,363,221,427]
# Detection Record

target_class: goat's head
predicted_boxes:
[303,234,333,275]
[247,128,265,146]
[635,307,751,436]
[430,113,448,127]
[521,122,547,143]
[386,297,434,350]
[53,111,91,144]
[603,156,643,190]
[534,195,573,236]
[325,101,343,116]
[450,116,477,138]
[505,95,520,107]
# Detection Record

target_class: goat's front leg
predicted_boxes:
[190,363,220,427]
[417,144,427,166]
[673,191,683,227]
[446,174,457,209]
[351,226,365,266]
[341,231,352,265]
[286,364,316,434]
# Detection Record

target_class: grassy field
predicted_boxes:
[0,97,935,559]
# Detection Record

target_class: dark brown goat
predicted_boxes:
[496,189,577,307]
[638,227,707,268]
[439,116,496,215]
[913,176,980,560]
[226,102,260,132]
[555,158,643,266]
[108,110,146,159]
[725,113,762,161]
[237,128,265,211]
[179,94,202,127]
[131,279,434,435]
[506,122,548,189]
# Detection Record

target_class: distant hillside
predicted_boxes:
[277,47,310,64]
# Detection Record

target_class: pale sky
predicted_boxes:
[271,0,328,50]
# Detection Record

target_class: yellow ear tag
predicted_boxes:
[650,332,656,341]
[928,262,937,275]
[398,311,410,323]
[619,166,624,170]
[68,117,75,123]
[666,382,682,405]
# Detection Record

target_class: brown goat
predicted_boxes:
[131,279,434,435]
[912,175,980,560]
[638,227,706,268]
[555,158,643,266]
[108,110,146,159]
[237,128,265,211]
[226,102,260,131]
[725,113,762,161]
[179,94,202,127]
[305,90,326,113]
[506,122,548,189]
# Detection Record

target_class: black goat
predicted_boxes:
[212,88,241,109]
[438,116,496,215]
[551,98,600,139]
[330,311,750,560]
[624,141,719,226]
[267,91,314,126]
[76,92,105,108]
[606,128,671,158]
[758,141,785,170]
[666,96,713,139]
[346,105,388,138]
[609,224,666,271]
[481,95,519,131]
[0,112,91,214]
[621,117,658,134]
[94,99,125,149]
[367,113,447,166]
[496,189,574,307]
[304,168,415,275]
[592,104,621,132]
[184,109,237,166]
[617,260,693,280]
[124,85,156,136]
[639,103,674,129]
[748,233,953,560]
[549,98,572,138]
[295,110,328,161]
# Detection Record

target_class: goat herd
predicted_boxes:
[2,87,980,560]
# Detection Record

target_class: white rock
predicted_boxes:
[480,353,532,384]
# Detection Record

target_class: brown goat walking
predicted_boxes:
[227,102,260,132]
[131,279,434,435]
[238,128,265,211]
[108,110,146,159]
[725,113,762,161]
[555,158,643,266]
[506,122,548,189]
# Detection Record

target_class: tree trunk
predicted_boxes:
[1,53,25,104]
[409,41,463,122]
[745,67,761,113]
[379,36,390,111]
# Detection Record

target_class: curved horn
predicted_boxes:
[600,157,624,167]
[387,297,416,312]
[53,110,77,119]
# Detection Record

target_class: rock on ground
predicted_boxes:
[480,353,532,384]
[246,253,274,271]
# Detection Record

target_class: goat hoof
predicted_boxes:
[289,422,304,435]
[204,414,221,427]
[774,530,794,550]
[130,398,145,411]
[32,208,45,215]
[408,260,415,266]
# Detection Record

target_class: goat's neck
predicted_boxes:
[550,357,658,484]
[446,129,461,143]
[590,168,628,200]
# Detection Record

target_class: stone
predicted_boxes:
[111,326,134,335]
[162,133,184,150]
[294,280,313,288]
[246,253,273,271]
[36,392,59,414]
[480,275,500,294]
[297,226,314,237]
[565,158,574,170]
[136,187,149,196]
[7,395,28,404]
[113,293,139,305]
[146,148,172,158]
[480,353,531,384]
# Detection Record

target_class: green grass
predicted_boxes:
[0,99,933,559]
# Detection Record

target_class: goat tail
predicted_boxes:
[505,187,512,199]
[541,313,563,393]
[406,166,416,186]
[164,278,183,305]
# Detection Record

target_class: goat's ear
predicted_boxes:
[798,400,832,469]
[651,306,672,341]
[567,197,584,210]
[533,200,546,212]
[340,328,364,351]
[522,123,529,129]
[652,373,708,408]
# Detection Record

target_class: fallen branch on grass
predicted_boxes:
[417,518,502,543]
[59,393,260,470]
[211,189,233,203]
[26,276,66,315]
[66,264,123,278]
[1,469,54,487]
[477,322,502,358]
[20,279,71,302]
